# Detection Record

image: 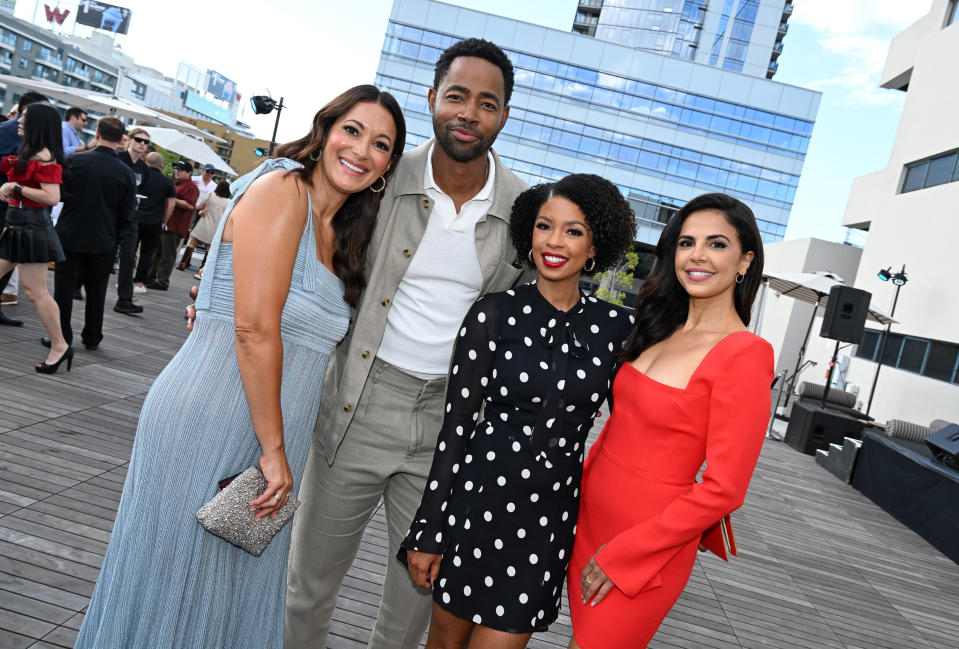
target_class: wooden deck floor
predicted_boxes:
[1,269,958,648]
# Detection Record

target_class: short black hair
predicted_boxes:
[510,174,637,274]
[433,38,514,106]
[65,107,86,121]
[18,91,47,113]
[96,116,125,143]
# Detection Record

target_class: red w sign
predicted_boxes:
[44,5,70,25]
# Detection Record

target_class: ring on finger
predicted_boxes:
[584,575,592,585]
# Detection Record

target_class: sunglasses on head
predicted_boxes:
[132,136,150,144]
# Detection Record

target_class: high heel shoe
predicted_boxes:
[36,346,74,374]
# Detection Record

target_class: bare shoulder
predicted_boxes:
[237,169,307,219]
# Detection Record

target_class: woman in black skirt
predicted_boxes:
[0,102,70,372]
[400,174,637,648]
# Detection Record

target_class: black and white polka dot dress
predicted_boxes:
[399,282,633,633]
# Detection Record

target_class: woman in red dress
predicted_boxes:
[0,102,69,372]
[568,193,774,648]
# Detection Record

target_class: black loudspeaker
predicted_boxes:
[785,401,865,455]
[820,285,870,344]
[925,424,959,471]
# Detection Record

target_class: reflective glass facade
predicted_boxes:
[591,0,707,60]
[722,0,759,72]
[377,1,818,243]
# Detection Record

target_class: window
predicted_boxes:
[924,342,958,381]
[2,30,15,46]
[902,151,959,192]
[131,81,146,101]
[18,58,27,69]
[948,0,959,26]
[21,39,32,52]
[856,328,959,385]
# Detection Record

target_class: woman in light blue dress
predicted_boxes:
[74,85,406,649]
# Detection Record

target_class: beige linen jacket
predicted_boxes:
[313,139,531,464]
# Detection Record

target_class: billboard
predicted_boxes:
[184,91,232,125]
[207,70,237,103]
[76,1,132,35]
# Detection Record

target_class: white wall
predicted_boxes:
[840,0,959,425]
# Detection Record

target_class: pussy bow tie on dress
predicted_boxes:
[531,303,589,462]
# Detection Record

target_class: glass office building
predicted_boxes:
[375,0,818,245]
[573,0,793,79]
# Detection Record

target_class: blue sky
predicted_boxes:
[21,0,931,245]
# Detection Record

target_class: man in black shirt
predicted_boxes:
[130,152,175,296]
[114,127,150,314]
[53,116,136,349]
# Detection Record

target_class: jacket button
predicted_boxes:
[421,199,431,208]
[344,403,353,412]
[361,350,371,359]
[402,249,412,258]
[381,298,390,306]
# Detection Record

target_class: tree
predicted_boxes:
[593,250,639,305]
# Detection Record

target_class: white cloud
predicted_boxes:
[792,1,932,106]
[791,0,931,35]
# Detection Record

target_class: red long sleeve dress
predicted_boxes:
[567,331,774,648]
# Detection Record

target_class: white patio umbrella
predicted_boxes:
[144,127,236,176]
[0,73,226,143]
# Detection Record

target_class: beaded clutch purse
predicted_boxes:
[196,467,300,556]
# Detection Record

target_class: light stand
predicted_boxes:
[250,95,285,157]
[865,264,907,416]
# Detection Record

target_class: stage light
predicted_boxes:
[877,268,892,281]
[254,147,267,157]
[250,95,277,115]
[891,272,908,287]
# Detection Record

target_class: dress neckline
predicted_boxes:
[624,329,753,391]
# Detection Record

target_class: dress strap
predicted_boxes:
[195,158,304,311]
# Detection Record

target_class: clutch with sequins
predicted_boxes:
[196,467,300,556]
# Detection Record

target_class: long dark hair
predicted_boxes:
[275,85,406,307]
[621,193,764,361]
[17,103,64,174]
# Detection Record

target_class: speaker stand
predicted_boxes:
[821,340,841,408]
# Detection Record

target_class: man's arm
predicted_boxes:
[161,197,175,225]
[116,172,137,240]
[61,123,81,157]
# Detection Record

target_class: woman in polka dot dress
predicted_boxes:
[399,174,637,647]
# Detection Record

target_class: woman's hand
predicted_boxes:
[406,550,442,589]
[249,448,293,521]
[580,544,617,606]
[0,182,15,202]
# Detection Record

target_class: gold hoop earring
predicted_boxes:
[369,176,387,193]
[735,273,745,284]
[528,249,534,263]
[309,149,322,162]
[584,257,596,272]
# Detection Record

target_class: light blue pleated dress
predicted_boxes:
[74,159,351,649]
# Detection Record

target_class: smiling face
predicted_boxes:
[317,100,396,197]
[531,195,596,286]
[429,56,508,163]
[674,209,754,302]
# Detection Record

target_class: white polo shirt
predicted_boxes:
[377,146,496,376]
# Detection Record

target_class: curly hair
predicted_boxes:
[509,174,636,274]
[434,38,515,106]
[619,192,764,361]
